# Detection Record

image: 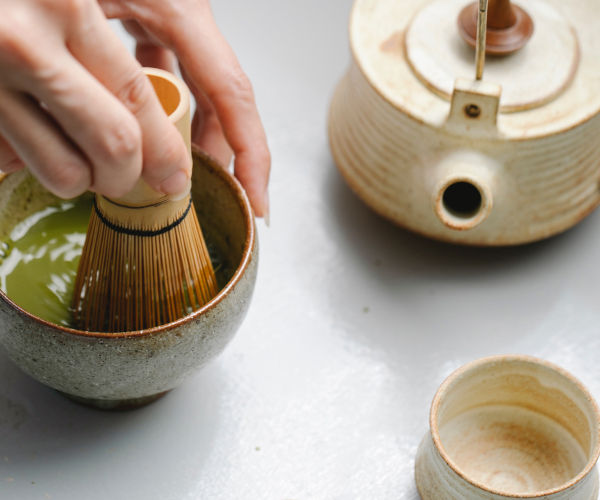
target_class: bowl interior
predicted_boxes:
[432,356,600,496]
[0,150,251,333]
[191,152,250,291]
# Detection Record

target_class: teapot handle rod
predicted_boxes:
[475,0,488,80]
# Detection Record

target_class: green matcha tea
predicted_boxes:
[0,198,226,329]
[0,197,91,327]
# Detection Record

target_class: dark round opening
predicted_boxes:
[464,104,481,118]
[442,181,482,218]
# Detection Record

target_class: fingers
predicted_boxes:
[19,53,144,198]
[0,0,187,200]
[190,106,233,169]
[65,7,192,199]
[121,20,177,73]
[172,17,271,217]
[135,44,177,73]
[180,65,232,168]
[0,135,24,173]
[124,20,195,195]
[100,2,271,217]
[0,89,91,198]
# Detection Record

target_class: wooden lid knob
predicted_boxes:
[458,0,534,55]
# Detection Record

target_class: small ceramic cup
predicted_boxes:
[415,355,600,499]
[0,148,257,410]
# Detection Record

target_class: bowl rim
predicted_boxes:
[0,146,255,339]
[429,354,600,498]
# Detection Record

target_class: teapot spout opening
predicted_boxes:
[435,176,493,231]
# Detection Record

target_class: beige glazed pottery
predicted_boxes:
[0,148,257,409]
[329,0,600,245]
[415,355,600,499]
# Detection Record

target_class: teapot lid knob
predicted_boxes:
[458,0,534,55]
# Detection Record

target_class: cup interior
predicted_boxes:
[432,356,600,496]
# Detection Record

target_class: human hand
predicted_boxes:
[0,0,193,201]
[0,0,270,218]
[100,0,271,218]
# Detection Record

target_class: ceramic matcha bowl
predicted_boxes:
[0,148,257,409]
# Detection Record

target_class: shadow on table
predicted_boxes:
[322,161,596,282]
[0,349,221,470]
[319,159,600,362]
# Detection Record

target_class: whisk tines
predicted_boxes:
[71,193,218,332]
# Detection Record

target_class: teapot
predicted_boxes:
[329,0,600,245]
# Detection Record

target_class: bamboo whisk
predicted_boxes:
[72,68,218,332]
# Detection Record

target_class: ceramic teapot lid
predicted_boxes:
[405,0,578,112]
[350,0,600,138]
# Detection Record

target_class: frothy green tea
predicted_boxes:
[0,198,226,329]
[0,197,91,327]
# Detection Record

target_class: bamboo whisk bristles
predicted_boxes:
[71,68,218,332]
[72,194,218,332]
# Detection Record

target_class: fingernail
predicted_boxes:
[263,193,270,227]
[161,170,191,201]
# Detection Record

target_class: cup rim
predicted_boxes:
[430,354,600,498]
[0,146,255,339]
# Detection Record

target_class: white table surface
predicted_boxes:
[2,1,600,499]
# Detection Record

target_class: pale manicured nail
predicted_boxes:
[263,193,270,227]
[161,170,191,201]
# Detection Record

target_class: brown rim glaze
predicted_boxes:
[429,354,600,497]
[0,146,255,339]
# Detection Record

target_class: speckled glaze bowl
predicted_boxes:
[415,355,600,499]
[0,148,257,409]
